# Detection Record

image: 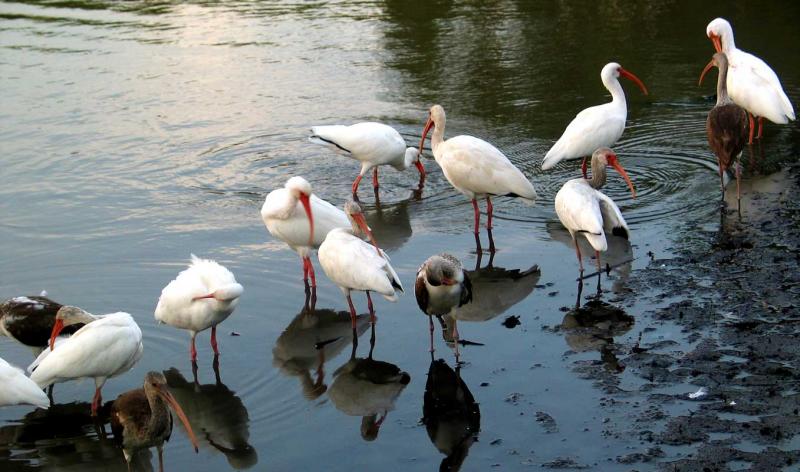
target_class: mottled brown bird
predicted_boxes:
[110,371,199,472]
[700,52,749,202]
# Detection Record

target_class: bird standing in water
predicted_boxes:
[700,52,749,205]
[110,371,199,472]
[415,254,472,353]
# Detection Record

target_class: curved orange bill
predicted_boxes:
[619,68,649,95]
[698,58,715,86]
[352,212,380,255]
[49,319,64,351]
[710,34,722,53]
[418,116,434,158]
[299,193,314,247]
[157,386,200,453]
[607,155,637,198]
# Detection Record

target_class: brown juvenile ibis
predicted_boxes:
[110,371,199,472]
[414,254,472,353]
[699,52,749,203]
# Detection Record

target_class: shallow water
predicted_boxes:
[1,1,798,471]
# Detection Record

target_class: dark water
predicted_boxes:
[1,1,798,470]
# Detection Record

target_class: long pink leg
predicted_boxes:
[595,250,602,273]
[190,332,198,361]
[372,168,379,190]
[211,325,219,355]
[366,291,376,324]
[747,113,755,145]
[486,196,494,230]
[304,257,317,288]
[574,237,584,272]
[302,257,309,283]
[346,293,358,329]
[91,387,102,416]
[757,117,764,139]
[472,199,480,235]
[351,175,364,197]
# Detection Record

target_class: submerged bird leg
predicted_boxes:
[581,157,589,179]
[192,360,199,384]
[210,325,219,356]
[747,113,755,145]
[351,174,364,199]
[472,199,480,235]
[757,117,764,139]
[428,314,435,353]
[346,293,358,329]
[366,291,376,324]
[190,332,198,361]
[372,167,379,190]
[369,323,376,359]
[487,227,496,254]
[213,354,222,385]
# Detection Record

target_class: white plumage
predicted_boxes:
[419,104,536,242]
[309,122,423,197]
[261,176,348,287]
[542,63,648,171]
[29,311,143,415]
[155,255,243,360]
[0,356,49,409]
[706,18,794,140]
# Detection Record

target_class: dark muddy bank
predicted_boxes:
[558,161,800,471]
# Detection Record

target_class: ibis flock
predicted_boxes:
[0,17,795,471]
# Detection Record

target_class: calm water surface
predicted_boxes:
[1,1,798,470]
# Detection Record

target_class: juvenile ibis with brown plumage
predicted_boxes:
[699,52,749,203]
[0,296,83,351]
[415,254,472,352]
[554,148,636,273]
[110,371,199,472]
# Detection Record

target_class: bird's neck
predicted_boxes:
[715,64,733,106]
[605,77,627,107]
[145,394,171,438]
[430,120,446,157]
[589,164,607,190]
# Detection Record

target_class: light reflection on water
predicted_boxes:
[1,0,799,470]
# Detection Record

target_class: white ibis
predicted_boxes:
[318,201,403,328]
[418,104,537,251]
[699,52,749,202]
[705,18,795,144]
[0,296,83,351]
[414,254,472,351]
[541,63,648,176]
[155,255,243,362]
[309,122,425,199]
[554,147,636,273]
[0,356,49,409]
[110,371,199,472]
[261,176,347,289]
[28,306,144,416]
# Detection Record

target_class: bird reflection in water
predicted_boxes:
[273,301,370,400]
[0,402,151,471]
[328,326,410,441]
[436,256,540,361]
[422,357,480,472]
[363,197,413,252]
[163,367,257,469]
[560,278,634,373]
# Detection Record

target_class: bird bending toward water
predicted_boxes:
[155,255,243,362]
[110,371,199,472]
[318,201,403,328]
[415,254,472,352]
[700,52,749,204]
[310,122,425,199]
[29,306,143,416]
[554,148,636,274]
[418,104,537,252]
[542,62,648,177]
[705,18,795,144]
